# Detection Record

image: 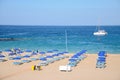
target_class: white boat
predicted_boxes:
[93,26,107,36]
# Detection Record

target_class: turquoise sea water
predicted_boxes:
[0,25,120,54]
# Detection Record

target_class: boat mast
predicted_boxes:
[98,20,101,30]
[65,30,68,52]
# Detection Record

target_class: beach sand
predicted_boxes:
[0,54,120,80]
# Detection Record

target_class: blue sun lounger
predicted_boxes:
[13,57,23,65]
[96,51,107,68]
[13,62,23,65]
[67,50,87,67]
[0,55,7,62]
[21,60,31,63]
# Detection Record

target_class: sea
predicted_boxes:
[0,25,120,54]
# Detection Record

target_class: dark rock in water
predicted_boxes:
[0,38,19,41]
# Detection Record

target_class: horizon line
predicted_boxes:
[0,24,120,26]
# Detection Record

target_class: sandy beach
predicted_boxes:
[0,54,120,80]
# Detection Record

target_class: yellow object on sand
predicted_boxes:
[32,65,35,70]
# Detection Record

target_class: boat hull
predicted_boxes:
[93,32,107,36]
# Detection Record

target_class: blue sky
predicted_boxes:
[0,0,120,25]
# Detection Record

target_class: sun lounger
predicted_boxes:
[30,58,39,61]
[21,60,31,63]
[96,51,107,68]
[13,62,23,65]
[59,65,72,72]
[39,61,49,66]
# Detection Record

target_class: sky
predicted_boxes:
[0,0,120,25]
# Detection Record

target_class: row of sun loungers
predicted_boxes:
[38,52,68,66]
[59,50,87,72]
[96,51,107,68]
[1,49,108,69]
[0,48,69,66]
[67,50,87,67]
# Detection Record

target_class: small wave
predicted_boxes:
[0,32,28,36]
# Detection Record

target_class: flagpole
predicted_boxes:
[65,30,68,52]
